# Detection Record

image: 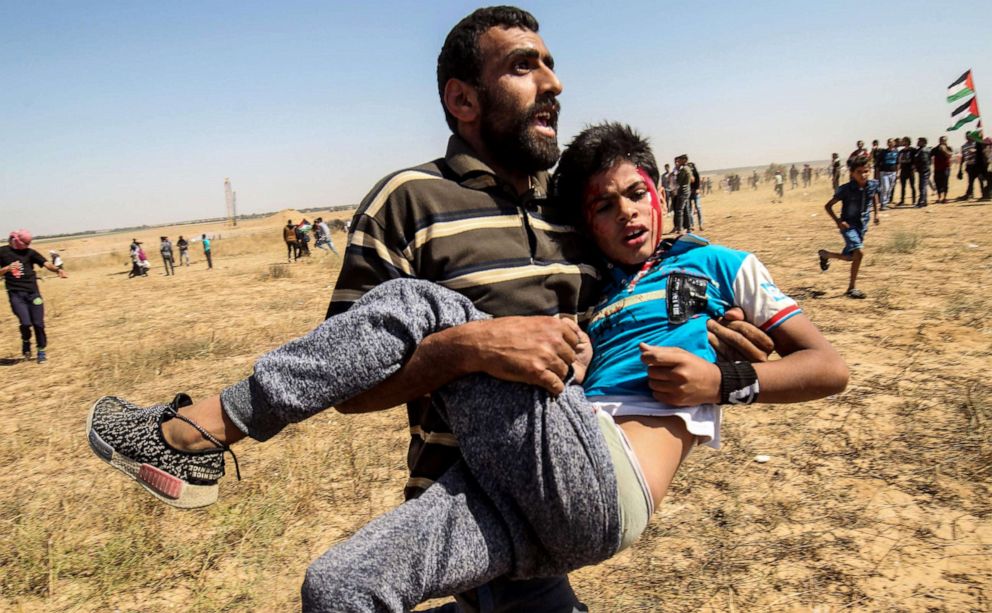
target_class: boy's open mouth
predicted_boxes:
[623,227,647,246]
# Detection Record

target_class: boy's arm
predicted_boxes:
[873,193,881,224]
[824,197,846,229]
[641,313,848,405]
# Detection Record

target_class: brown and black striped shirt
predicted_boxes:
[328,135,600,499]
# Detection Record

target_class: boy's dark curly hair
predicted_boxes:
[552,122,659,229]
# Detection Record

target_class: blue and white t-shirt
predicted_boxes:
[835,179,880,227]
[584,235,800,400]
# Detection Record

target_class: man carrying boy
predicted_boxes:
[83,7,773,611]
[817,157,880,299]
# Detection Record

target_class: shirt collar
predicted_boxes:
[605,234,711,286]
[444,135,549,198]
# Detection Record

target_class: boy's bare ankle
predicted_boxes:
[161,417,218,452]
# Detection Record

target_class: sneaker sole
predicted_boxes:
[86,398,218,509]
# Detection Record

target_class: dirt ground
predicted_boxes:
[1,174,989,612]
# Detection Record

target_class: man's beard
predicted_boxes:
[478,87,560,175]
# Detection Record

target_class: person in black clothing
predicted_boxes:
[871,140,884,180]
[973,135,992,201]
[897,136,916,206]
[1,230,68,363]
[913,137,931,208]
[177,236,190,267]
[831,153,842,190]
[932,136,953,204]
[688,159,703,230]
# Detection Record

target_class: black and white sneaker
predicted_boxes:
[86,393,240,509]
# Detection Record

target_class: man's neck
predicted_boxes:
[459,129,533,195]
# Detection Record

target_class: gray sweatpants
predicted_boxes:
[220,279,621,612]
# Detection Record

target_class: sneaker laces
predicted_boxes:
[164,394,241,481]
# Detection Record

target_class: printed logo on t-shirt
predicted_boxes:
[760,282,788,302]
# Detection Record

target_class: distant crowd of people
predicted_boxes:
[129,234,210,278]
[818,131,991,301]
[831,133,991,209]
[283,217,338,262]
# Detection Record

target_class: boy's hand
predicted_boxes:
[641,343,721,406]
[837,220,850,230]
[874,216,880,225]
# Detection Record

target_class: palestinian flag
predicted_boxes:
[948,97,980,131]
[947,70,975,103]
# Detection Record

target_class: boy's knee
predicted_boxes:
[302,553,398,613]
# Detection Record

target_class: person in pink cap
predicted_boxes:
[0,229,67,363]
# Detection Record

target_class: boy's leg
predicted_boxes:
[223,276,619,571]
[847,248,863,292]
[218,279,484,441]
[301,461,514,613]
[301,380,620,612]
[89,279,485,507]
[434,377,620,579]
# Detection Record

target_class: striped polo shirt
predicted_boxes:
[328,135,601,499]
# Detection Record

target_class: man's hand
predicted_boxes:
[571,329,594,384]
[641,344,721,406]
[458,316,581,395]
[707,307,774,363]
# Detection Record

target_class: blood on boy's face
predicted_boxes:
[851,165,870,186]
[584,161,659,268]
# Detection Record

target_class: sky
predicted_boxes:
[2,0,990,236]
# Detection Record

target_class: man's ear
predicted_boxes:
[443,78,480,125]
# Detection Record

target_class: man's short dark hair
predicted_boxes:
[552,122,659,228]
[437,6,539,133]
[848,155,870,171]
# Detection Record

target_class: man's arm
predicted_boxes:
[641,313,848,405]
[43,262,67,278]
[336,316,581,413]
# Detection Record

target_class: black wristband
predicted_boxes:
[717,361,760,405]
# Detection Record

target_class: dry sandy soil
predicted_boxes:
[1,175,989,612]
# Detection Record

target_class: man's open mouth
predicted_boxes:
[531,105,559,138]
